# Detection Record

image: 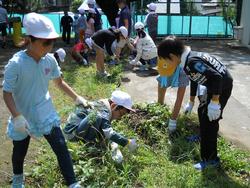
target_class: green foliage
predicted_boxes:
[26,60,249,187]
[70,0,82,13]
[180,0,200,15]
[220,0,237,25]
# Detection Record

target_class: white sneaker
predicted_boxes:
[168,119,177,133]
[82,58,88,66]
[129,60,142,66]
[111,142,123,163]
[96,71,111,78]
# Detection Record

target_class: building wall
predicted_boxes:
[241,0,250,47]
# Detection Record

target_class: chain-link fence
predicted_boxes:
[131,0,236,38]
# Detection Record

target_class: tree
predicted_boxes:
[220,0,236,25]
[70,0,82,13]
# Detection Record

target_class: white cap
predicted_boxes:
[134,22,144,30]
[88,8,96,14]
[23,12,59,39]
[87,0,96,5]
[0,1,2,6]
[78,8,85,14]
[119,26,128,38]
[147,3,157,11]
[56,48,66,62]
[111,90,135,112]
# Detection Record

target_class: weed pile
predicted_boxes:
[26,103,249,187]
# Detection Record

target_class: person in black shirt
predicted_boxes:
[85,26,128,78]
[157,36,233,170]
[116,0,132,36]
[61,11,73,44]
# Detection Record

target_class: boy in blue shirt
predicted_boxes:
[2,13,85,188]
[63,90,137,156]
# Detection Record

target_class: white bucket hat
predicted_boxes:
[78,2,89,13]
[87,0,96,5]
[119,26,128,38]
[23,12,59,39]
[56,48,66,62]
[147,3,157,11]
[78,8,86,14]
[111,90,135,112]
[134,22,144,30]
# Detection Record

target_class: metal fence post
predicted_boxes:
[167,0,171,35]
[189,1,193,37]
[207,16,210,37]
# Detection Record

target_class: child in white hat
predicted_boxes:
[63,90,137,163]
[144,2,158,41]
[129,22,157,71]
[76,8,87,42]
[86,26,129,78]
[85,8,96,39]
[54,48,66,66]
[2,12,85,188]
[87,0,102,31]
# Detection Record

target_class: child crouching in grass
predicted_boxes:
[71,41,89,66]
[129,22,157,71]
[63,90,138,163]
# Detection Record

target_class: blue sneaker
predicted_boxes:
[107,60,118,65]
[186,135,200,142]
[12,174,24,188]
[194,159,220,170]
[69,182,82,188]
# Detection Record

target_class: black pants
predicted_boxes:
[198,85,232,161]
[140,58,152,66]
[149,30,157,42]
[0,22,7,37]
[62,27,71,44]
[12,127,76,186]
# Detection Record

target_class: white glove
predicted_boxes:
[129,38,135,44]
[184,101,194,114]
[129,59,137,65]
[111,142,123,163]
[75,96,88,106]
[168,119,177,132]
[127,139,137,152]
[111,55,119,61]
[129,60,141,66]
[207,101,221,121]
[13,115,29,133]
